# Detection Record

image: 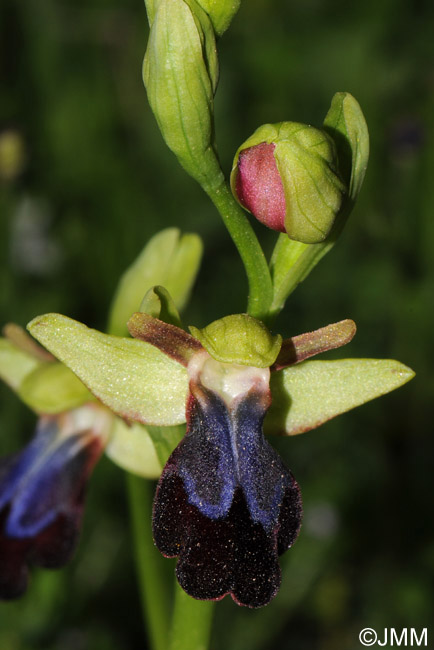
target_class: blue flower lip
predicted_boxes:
[153,350,303,608]
[0,404,111,600]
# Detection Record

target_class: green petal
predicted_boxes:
[128,312,201,367]
[18,363,92,414]
[267,358,415,435]
[272,319,356,370]
[0,337,43,392]
[27,314,188,426]
[105,419,163,479]
[108,228,202,336]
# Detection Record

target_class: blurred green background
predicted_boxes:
[1,0,433,648]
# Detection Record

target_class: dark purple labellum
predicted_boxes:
[0,408,105,600]
[153,363,302,608]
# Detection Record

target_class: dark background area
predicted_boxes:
[1,0,433,648]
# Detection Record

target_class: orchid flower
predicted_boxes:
[0,229,202,600]
[25,309,414,607]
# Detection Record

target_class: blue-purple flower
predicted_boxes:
[153,350,302,607]
[25,310,414,608]
[0,404,111,600]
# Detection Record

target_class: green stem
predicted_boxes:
[127,473,170,650]
[169,582,215,650]
[206,180,273,320]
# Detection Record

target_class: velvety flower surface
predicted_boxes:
[153,350,302,608]
[0,404,110,600]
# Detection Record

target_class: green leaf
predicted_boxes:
[108,228,202,336]
[19,363,92,414]
[105,418,163,479]
[266,358,415,435]
[0,338,43,392]
[28,314,188,426]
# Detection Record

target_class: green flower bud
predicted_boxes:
[195,0,241,35]
[189,314,282,367]
[143,0,223,190]
[230,122,346,244]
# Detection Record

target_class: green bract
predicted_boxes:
[189,314,282,367]
[266,93,369,318]
[323,92,369,204]
[143,0,223,190]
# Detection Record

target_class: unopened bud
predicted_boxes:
[230,122,346,244]
[195,0,240,35]
[143,0,222,189]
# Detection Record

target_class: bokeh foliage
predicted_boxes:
[1,0,433,648]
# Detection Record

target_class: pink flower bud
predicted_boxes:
[234,142,287,232]
[231,122,346,244]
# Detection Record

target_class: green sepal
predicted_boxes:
[104,419,184,478]
[266,358,415,435]
[143,0,223,191]
[323,92,369,204]
[105,419,163,479]
[3,323,54,362]
[18,363,92,414]
[189,314,282,367]
[195,0,240,35]
[108,228,202,336]
[140,286,182,328]
[0,337,43,392]
[146,423,185,467]
[27,313,188,426]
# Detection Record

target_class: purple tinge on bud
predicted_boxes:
[153,353,302,608]
[0,405,108,600]
[235,142,286,232]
